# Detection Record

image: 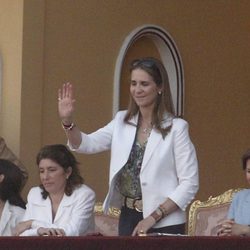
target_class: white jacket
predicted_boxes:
[0,201,25,236]
[71,111,199,228]
[20,185,95,236]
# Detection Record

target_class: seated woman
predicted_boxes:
[14,144,95,236]
[218,149,250,236]
[0,159,26,236]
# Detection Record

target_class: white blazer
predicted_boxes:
[0,201,25,236]
[71,111,199,228]
[20,185,95,236]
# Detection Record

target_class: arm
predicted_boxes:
[58,82,113,153]
[168,120,199,211]
[132,198,179,236]
[13,220,33,236]
[217,220,250,236]
[58,82,82,149]
[231,223,250,236]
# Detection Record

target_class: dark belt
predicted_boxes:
[123,196,143,212]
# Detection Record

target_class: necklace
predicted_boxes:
[142,127,152,135]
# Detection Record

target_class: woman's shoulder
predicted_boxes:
[27,186,43,202]
[233,189,250,200]
[28,186,42,195]
[6,201,25,214]
[74,184,95,197]
[169,117,189,131]
[113,110,127,119]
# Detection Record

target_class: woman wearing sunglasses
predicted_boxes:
[58,57,199,236]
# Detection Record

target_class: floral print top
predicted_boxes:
[116,138,147,198]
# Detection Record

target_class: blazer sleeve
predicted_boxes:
[60,187,96,236]
[168,119,199,211]
[67,114,117,154]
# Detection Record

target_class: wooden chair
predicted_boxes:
[94,202,120,236]
[188,188,242,236]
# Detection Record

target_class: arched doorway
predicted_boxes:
[113,25,184,117]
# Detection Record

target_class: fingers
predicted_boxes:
[54,228,65,236]
[58,82,73,100]
[62,82,72,99]
[217,222,233,236]
[132,226,146,236]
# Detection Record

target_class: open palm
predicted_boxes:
[58,82,75,122]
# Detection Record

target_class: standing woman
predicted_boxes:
[58,57,199,236]
[14,144,95,236]
[0,159,26,236]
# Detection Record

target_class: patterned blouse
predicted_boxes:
[116,138,147,199]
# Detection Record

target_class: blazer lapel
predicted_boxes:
[118,114,138,167]
[140,129,162,172]
[141,114,173,172]
[53,194,71,223]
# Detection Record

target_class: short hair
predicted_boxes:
[0,159,26,208]
[241,149,250,170]
[36,144,84,199]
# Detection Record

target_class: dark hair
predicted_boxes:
[0,159,26,209]
[36,144,84,199]
[124,57,175,138]
[242,149,250,170]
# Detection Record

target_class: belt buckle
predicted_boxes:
[133,199,142,212]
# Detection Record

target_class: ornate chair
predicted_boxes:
[188,188,242,236]
[94,202,120,236]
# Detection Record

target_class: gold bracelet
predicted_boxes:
[150,207,163,222]
[159,204,168,217]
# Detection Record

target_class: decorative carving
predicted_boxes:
[94,202,120,218]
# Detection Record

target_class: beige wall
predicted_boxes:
[1,0,250,204]
[0,0,23,155]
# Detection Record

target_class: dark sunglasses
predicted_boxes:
[131,59,156,68]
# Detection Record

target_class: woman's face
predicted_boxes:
[39,158,71,195]
[130,68,161,110]
[245,159,250,185]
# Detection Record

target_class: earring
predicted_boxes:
[158,91,162,95]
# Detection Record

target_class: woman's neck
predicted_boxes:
[139,107,153,125]
[49,191,64,204]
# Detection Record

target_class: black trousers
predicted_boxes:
[118,206,186,236]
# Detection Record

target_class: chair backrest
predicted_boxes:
[94,202,120,236]
[188,188,242,236]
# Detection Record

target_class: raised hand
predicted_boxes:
[58,82,76,124]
